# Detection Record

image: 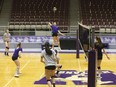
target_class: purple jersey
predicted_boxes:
[51,25,58,33]
[12,48,22,58]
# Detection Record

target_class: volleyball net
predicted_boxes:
[76,23,95,59]
[76,23,96,87]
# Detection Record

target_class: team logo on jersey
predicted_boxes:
[34,70,116,85]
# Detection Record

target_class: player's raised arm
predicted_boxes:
[58,30,65,36]
[48,22,52,26]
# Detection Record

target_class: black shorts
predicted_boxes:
[45,66,56,70]
[52,33,58,37]
[97,53,103,60]
[12,57,18,61]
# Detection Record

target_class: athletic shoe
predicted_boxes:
[14,73,19,77]
[6,53,9,56]
[55,73,60,77]
[4,52,6,56]
[96,74,101,81]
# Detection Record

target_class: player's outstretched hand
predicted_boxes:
[62,33,65,36]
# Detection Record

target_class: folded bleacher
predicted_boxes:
[0,0,4,13]
[80,0,115,28]
[9,0,70,33]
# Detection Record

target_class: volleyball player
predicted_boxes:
[41,42,57,87]
[12,42,22,77]
[48,22,65,50]
[3,29,11,56]
[94,36,110,78]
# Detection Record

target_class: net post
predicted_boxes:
[76,29,79,58]
[88,50,97,87]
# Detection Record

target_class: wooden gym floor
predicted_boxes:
[0,52,116,87]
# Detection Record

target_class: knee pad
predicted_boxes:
[51,76,55,78]
[59,65,62,68]
[97,67,101,70]
[6,47,9,49]
[47,80,51,82]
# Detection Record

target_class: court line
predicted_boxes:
[77,59,85,87]
[3,60,30,87]
[77,59,81,71]
[38,73,44,80]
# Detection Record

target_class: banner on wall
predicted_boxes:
[0,36,75,43]
[0,36,116,45]
[100,36,116,45]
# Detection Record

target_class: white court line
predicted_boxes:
[3,60,30,87]
[38,73,44,80]
[77,59,85,87]
[77,59,81,71]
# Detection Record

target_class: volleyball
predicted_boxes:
[53,7,57,12]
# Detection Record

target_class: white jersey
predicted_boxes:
[3,33,11,42]
[41,49,56,67]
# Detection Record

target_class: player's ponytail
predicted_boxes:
[45,42,52,55]
[17,42,21,48]
[96,36,103,47]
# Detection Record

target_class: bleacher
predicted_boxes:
[80,0,116,32]
[9,0,70,33]
[0,0,4,13]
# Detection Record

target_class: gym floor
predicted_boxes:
[0,52,116,87]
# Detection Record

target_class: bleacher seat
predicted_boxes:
[80,0,115,28]
[9,0,69,32]
[0,0,4,13]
